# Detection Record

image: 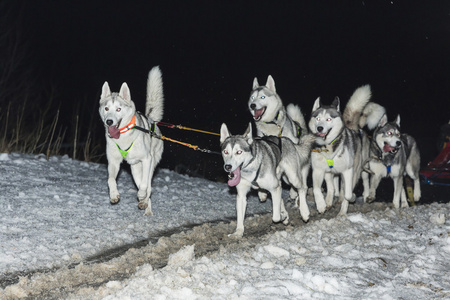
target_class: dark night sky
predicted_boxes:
[4,0,450,171]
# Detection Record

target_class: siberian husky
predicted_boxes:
[220,123,315,237]
[364,114,421,208]
[248,75,309,203]
[99,66,164,216]
[309,85,383,215]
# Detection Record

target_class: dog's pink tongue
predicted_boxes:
[228,166,241,187]
[108,126,120,139]
[253,108,265,120]
[383,144,395,152]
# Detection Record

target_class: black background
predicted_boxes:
[4,0,450,180]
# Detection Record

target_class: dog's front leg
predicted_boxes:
[107,160,121,204]
[312,168,326,213]
[230,183,250,238]
[324,172,335,209]
[136,159,151,213]
[392,175,403,209]
[338,169,354,216]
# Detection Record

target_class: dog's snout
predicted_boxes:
[317,126,323,133]
[250,103,256,110]
[106,119,113,126]
[224,164,232,172]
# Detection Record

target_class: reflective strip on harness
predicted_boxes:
[326,159,334,169]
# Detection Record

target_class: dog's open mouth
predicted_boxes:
[227,166,242,187]
[315,129,330,140]
[252,107,266,121]
[107,120,122,139]
[383,142,399,154]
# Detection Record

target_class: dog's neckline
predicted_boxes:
[119,116,136,134]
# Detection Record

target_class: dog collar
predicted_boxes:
[119,116,136,134]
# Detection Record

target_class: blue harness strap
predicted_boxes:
[386,165,391,174]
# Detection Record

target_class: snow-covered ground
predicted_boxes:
[0,153,449,299]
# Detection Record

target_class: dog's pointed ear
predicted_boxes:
[378,114,388,127]
[119,83,131,102]
[332,97,340,111]
[266,75,276,93]
[244,123,253,144]
[252,77,259,89]
[220,123,230,144]
[101,82,111,100]
[395,114,401,127]
[312,97,321,112]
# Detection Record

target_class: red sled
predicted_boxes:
[420,143,450,186]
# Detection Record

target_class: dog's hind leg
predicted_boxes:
[143,157,159,216]
[271,184,284,223]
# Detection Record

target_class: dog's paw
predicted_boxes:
[138,201,148,210]
[347,194,356,203]
[110,195,120,204]
[282,215,289,226]
[258,191,268,202]
[366,196,376,203]
[228,230,243,238]
[144,207,153,216]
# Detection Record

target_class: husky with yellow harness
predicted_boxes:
[309,85,384,216]
[99,66,164,216]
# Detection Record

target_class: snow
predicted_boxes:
[0,152,449,299]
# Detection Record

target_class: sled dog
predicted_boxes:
[249,75,309,203]
[248,75,308,143]
[220,123,315,237]
[309,85,383,215]
[364,114,421,208]
[99,66,164,216]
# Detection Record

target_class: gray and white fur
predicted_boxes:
[99,66,164,216]
[364,114,421,208]
[220,123,315,237]
[248,75,310,204]
[309,85,383,216]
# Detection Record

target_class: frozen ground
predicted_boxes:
[0,153,449,299]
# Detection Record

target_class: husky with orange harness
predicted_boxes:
[99,66,164,216]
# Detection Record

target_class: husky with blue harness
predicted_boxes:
[220,123,315,237]
[99,66,164,216]
[364,114,421,208]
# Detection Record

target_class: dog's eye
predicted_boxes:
[326,118,332,122]
[236,150,242,155]
[316,117,320,121]
[116,108,121,112]
[223,150,228,155]
[260,96,265,99]
[251,96,255,100]
[105,107,109,111]
[387,131,392,136]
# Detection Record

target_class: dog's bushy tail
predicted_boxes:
[146,66,164,122]
[287,103,308,134]
[359,102,386,130]
[343,84,372,131]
